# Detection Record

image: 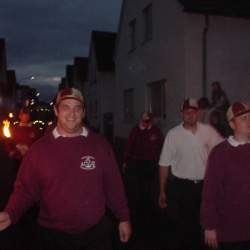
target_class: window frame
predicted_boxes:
[147,79,166,119]
[123,88,134,123]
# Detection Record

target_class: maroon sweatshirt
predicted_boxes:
[124,125,164,164]
[201,140,250,242]
[5,130,129,233]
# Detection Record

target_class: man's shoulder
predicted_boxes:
[87,129,109,145]
[30,131,52,148]
[198,122,212,129]
[209,139,228,156]
[198,122,221,134]
[151,125,162,132]
[168,124,183,134]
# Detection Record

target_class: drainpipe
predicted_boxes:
[202,14,209,97]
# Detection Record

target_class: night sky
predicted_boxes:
[0,0,122,102]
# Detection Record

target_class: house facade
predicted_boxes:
[85,31,117,143]
[115,0,250,141]
[0,38,17,115]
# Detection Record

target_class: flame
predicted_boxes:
[3,120,11,138]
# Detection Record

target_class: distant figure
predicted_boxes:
[123,111,164,236]
[211,81,230,112]
[201,102,250,250]
[158,98,222,250]
[6,107,40,165]
[1,108,41,249]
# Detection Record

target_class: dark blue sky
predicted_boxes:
[0,0,122,102]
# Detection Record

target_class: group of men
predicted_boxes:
[124,98,250,250]
[0,87,250,250]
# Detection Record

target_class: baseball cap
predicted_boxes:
[56,88,84,105]
[227,102,250,121]
[181,98,199,111]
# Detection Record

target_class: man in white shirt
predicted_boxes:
[158,98,222,250]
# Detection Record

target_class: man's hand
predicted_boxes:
[16,144,29,156]
[158,192,167,208]
[119,221,132,243]
[0,212,11,231]
[122,163,127,174]
[205,229,218,249]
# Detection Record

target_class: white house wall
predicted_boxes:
[115,0,188,138]
[116,0,250,139]
[183,13,205,99]
[206,16,250,102]
[184,14,250,102]
[98,71,116,133]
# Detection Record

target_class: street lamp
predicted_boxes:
[18,75,35,84]
[16,75,36,108]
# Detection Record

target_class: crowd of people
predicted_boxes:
[0,83,250,250]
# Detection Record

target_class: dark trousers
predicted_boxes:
[166,175,205,250]
[219,241,250,250]
[124,159,157,236]
[35,216,113,250]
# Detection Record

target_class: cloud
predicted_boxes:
[1,0,122,64]
[0,0,122,102]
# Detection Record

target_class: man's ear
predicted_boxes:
[53,105,58,117]
[229,120,235,130]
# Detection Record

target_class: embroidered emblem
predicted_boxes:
[80,156,96,170]
[150,134,157,141]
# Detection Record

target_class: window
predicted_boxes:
[129,19,136,51]
[123,88,134,122]
[147,79,166,119]
[143,3,153,42]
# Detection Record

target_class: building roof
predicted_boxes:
[179,0,250,18]
[73,57,88,82]
[91,31,117,71]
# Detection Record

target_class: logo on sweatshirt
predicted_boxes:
[80,156,96,170]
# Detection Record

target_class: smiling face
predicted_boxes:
[54,98,85,137]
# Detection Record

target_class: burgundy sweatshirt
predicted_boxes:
[124,125,164,164]
[5,130,129,233]
[201,140,250,242]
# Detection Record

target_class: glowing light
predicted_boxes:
[3,120,11,138]
[8,113,14,118]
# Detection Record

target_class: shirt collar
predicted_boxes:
[181,122,200,134]
[227,136,249,147]
[52,126,88,139]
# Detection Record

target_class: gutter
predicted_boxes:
[202,14,209,97]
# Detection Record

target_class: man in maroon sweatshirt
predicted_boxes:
[0,88,131,250]
[123,111,163,237]
[201,101,250,250]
